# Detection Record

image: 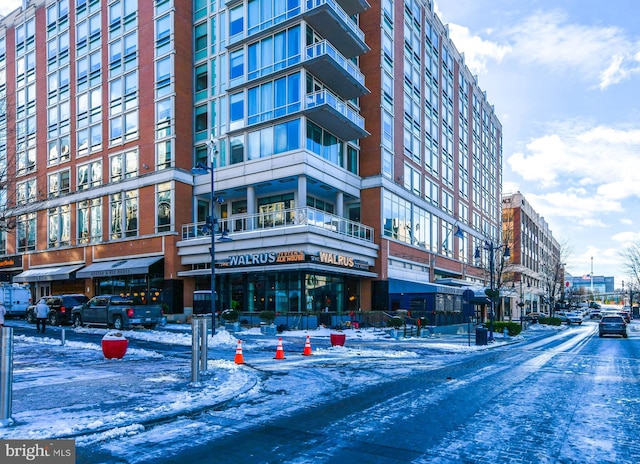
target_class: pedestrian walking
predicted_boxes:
[35,299,50,334]
[0,302,6,328]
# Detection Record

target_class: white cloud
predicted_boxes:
[446,8,640,90]
[507,123,640,201]
[612,230,640,245]
[525,190,622,225]
[446,24,511,75]
[0,1,21,16]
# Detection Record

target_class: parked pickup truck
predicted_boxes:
[72,295,164,330]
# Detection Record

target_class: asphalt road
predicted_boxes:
[171,322,640,464]
[8,318,639,464]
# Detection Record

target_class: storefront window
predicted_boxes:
[199,270,359,315]
[95,261,163,304]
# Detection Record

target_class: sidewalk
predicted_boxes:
[0,323,518,441]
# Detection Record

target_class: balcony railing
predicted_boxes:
[306,0,365,43]
[305,40,365,86]
[182,206,374,243]
[306,89,365,129]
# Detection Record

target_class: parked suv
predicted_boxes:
[26,294,89,326]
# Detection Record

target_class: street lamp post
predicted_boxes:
[518,278,525,329]
[192,161,218,335]
[476,241,510,341]
[192,139,231,335]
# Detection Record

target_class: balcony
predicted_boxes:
[228,0,369,60]
[303,0,369,59]
[304,41,369,100]
[304,89,369,141]
[181,206,374,243]
[334,0,370,16]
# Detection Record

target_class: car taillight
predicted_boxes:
[60,306,66,314]
[127,308,134,318]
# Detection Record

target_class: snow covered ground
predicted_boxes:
[0,321,564,461]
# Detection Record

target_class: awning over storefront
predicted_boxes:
[76,256,163,278]
[14,264,84,282]
[388,279,464,295]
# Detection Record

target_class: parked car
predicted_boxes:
[599,315,627,338]
[26,294,90,326]
[618,310,631,323]
[566,312,583,325]
[72,295,164,330]
[589,309,602,319]
[525,312,548,322]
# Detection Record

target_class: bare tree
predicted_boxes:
[620,243,640,290]
[539,240,570,316]
[0,87,25,232]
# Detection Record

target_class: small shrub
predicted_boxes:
[539,317,562,326]
[259,310,276,324]
[221,309,240,322]
[387,316,404,328]
[493,321,522,336]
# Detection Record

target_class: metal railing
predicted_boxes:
[305,40,365,86]
[182,206,374,243]
[305,89,365,130]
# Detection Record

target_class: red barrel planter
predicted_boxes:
[330,333,346,346]
[101,332,129,359]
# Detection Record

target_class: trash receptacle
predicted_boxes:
[475,327,488,346]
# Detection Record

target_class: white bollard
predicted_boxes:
[191,318,201,384]
[0,327,14,426]
[199,317,208,372]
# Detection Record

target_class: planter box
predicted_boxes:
[101,332,128,359]
[260,324,277,335]
[330,333,346,346]
[225,321,241,332]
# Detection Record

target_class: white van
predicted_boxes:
[0,283,32,317]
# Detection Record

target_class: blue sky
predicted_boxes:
[435,1,640,287]
[2,1,639,287]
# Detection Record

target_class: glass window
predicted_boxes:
[229,49,244,80]
[195,104,208,132]
[78,198,103,243]
[229,5,243,39]
[157,182,171,232]
[229,92,244,122]
[194,22,207,52]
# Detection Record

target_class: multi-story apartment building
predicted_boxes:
[356,0,503,315]
[0,0,194,311]
[0,0,502,320]
[502,192,561,318]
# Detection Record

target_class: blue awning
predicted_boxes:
[388,279,464,295]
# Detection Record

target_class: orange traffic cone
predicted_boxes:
[274,337,286,360]
[302,335,313,356]
[234,340,244,364]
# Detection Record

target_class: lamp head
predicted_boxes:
[191,162,210,175]
[217,230,233,242]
